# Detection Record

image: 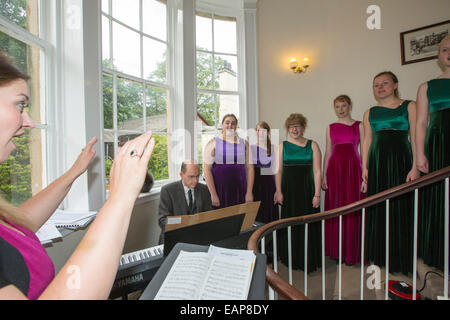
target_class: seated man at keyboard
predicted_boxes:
[158,160,212,244]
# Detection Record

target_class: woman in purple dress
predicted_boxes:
[322,95,365,265]
[251,121,278,223]
[203,114,254,208]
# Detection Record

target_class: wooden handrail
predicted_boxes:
[247,166,450,300]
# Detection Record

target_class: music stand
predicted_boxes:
[163,213,245,256]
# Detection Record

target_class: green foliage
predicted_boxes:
[195,51,228,126]
[0,1,32,204]
[0,0,27,26]
[104,158,113,180]
[104,135,168,182]
[0,0,28,72]
[0,134,31,205]
[147,135,169,181]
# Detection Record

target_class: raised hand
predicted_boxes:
[109,131,155,200]
[69,137,98,178]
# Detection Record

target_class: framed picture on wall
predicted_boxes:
[400,20,449,65]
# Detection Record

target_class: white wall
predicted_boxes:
[257,0,449,153]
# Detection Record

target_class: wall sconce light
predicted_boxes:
[289,57,310,74]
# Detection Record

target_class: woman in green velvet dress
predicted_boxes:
[362,71,420,275]
[416,35,450,271]
[274,113,322,272]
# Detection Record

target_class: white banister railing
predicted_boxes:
[250,167,450,301]
[413,188,419,300]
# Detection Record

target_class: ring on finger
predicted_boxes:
[130,149,141,158]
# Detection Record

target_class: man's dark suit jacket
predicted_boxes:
[158,180,212,244]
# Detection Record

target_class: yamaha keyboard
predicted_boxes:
[109,244,164,299]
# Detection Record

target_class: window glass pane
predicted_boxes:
[0,30,28,75]
[214,15,236,54]
[103,136,114,185]
[0,132,30,205]
[196,51,213,90]
[101,0,109,14]
[0,34,44,126]
[0,0,39,37]
[102,16,111,68]
[112,21,141,77]
[218,93,239,124]
[102,73,113,129]
[143,0,166,41]
[116,77,144,131]
[148,134,168,180]
[196,13,212,51]
[0,33,44,203]
[215,54,237,91]
[143,36,166,83]
[103,0,170,185]
[146,86,167,132]
[0,129,43,205]
[112,0,139,30]
[197,92,217,128]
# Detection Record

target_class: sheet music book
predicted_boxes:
[35,209,97,243]
[48,209,97,229]
[154,245,256,300]
[35,222,62,244]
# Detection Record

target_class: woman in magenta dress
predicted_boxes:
[203,114,254,208]
[322,95,365,265]
[251,121,278,223]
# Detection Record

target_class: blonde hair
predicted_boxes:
[438,34,450,70]
[285,113,307,133]
[333,94,353,113]
[374,71,400,98]
[438,34,450,52]
[333,94,352,106]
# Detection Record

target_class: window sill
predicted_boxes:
[105,184,164,206]
[134,186,161,206]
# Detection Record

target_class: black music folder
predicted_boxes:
[139,242,267,300]
[163,213,245,256]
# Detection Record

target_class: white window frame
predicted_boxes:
[195,11,242,128]
[0,1,57,203]
[196,0,247,121]
[192,0,258,168]
[101,0,172,191]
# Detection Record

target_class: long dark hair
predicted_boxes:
[256,121,272,156]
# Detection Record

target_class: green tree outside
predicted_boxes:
[0,0,33,204]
